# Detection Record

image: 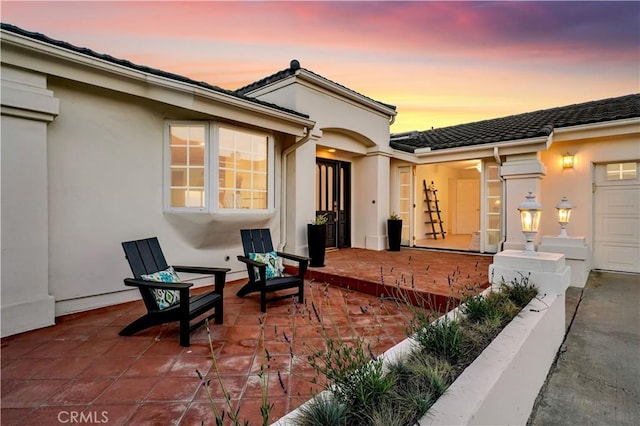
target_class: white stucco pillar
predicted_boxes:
[284,138,318,256]
[500,153,546,251]
[1,66,59,337]
[353,153,390,250]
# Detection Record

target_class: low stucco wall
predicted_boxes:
[422,291,564,425]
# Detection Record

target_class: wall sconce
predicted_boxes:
[562,152,574,169]
[518,192,542,254]
[555,195,573,237]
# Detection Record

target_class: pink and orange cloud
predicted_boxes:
[2,1,638,132]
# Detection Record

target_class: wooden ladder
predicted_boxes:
[423,180,446,239]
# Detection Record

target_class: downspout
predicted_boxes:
[279,127,313,251]
[494,146,507,252]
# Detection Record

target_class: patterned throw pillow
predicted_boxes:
[141,266,181,310]
[248,251,284,280]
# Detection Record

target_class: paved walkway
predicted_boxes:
[529,271,640,425]
[307,248,493,309]
[1,248,489,425]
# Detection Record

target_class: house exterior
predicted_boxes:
[388,95,640,285]
[1,23,638,338]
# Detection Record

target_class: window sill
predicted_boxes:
[164,210,277,249]
[165,209,276,223]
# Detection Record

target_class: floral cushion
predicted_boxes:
[249,251,284,280]
[141,266,181,310]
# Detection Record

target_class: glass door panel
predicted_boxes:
[483,162,503,253]
[399,167,412,246]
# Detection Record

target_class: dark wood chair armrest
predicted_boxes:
[124,278,193,290]
[172,266,229,293]
[277,252,309,278]
[276,252,310,264]
[172,266,230,275]
[237,255,267,284]
[237,255,268,269]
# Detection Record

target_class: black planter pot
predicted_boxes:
[387,219,402,251]
[307,224,327,267]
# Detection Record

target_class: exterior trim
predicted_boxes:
[1,29,316,132]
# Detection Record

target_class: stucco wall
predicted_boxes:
[250,75,394,252]
[251,78,392,150]
[540,133,640,247]
[45,80,283,315]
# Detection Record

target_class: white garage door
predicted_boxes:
[594,162,640,273]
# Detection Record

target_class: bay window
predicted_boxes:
[165,121,273,213]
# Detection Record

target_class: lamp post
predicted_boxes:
[518,192,542,254]
[555,196,573,237]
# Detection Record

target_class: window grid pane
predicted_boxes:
[607,162,637,180]
[169,124,206,208]
[218,127,269,210]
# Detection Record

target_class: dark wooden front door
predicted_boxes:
[316,159,351,248]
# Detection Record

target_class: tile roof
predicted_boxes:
[236,59,397,112]
[0,23,309,120]
[390,94,640,153]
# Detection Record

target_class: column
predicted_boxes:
[500,153,546,251]
[1,66,59,337]
[355,153,390,250]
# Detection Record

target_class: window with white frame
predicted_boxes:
[606,162,637,181]
[165,121,272,212]
[168,123,206,209]
[218,126,268,210]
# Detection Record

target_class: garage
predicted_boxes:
[593,162,640,273]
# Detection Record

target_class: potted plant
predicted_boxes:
[387,212,402,251]
[308,214,328,267]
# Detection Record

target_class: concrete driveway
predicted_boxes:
[529,271,640,425]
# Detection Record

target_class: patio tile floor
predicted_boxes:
[1,248,492,425]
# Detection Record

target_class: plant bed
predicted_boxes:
[275,275,564,426]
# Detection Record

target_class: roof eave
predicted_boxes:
[1,29,315,132]
[553,117,640,143]
[413,135,551,161]
[296,70,397,117]
[243,68,397,118]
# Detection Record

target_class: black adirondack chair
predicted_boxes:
[236,229,309,312]
[120,237,229,347]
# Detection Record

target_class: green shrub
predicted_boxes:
[501,273,538,308]
[365,392,432,426]
[461,293,501,323]
[414,316,465,363]
[295,393,349,426]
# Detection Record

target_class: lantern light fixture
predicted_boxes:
[518,192,542,254]
[562,152,574,169]
[555,196,573,237]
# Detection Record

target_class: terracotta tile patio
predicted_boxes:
[1,248,493,425]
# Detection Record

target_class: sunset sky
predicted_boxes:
[2,1,639,132]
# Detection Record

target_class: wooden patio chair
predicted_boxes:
[236,228,309,312]
[120,237,230,347]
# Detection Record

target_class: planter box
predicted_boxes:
[274,289,565,426]
[421,291,565,425]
